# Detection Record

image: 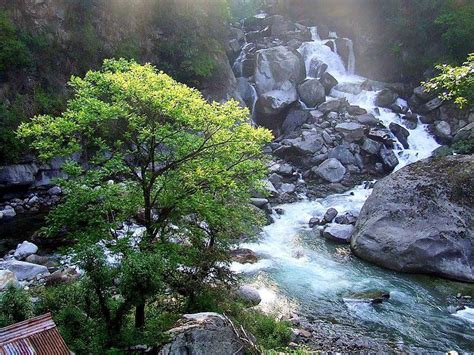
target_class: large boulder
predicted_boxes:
[319,72,338,95]
[323,224,354,243]
[14,241,39,260]
[389,122,410,149]
[159,313,245,355]
[0,260,50,281]
[0,164,39,188]
[297,79,326,108]
[313,158,346,183]
[254,46,305,114]
[335,122,366,142]
[375,89,398,108]
[281,109,310,134]
[236,285,261,306]
[351,155,474,282]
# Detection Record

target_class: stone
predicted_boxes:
[297,79,326,108]
[0,164,39,188]
[313,158,346,183]
[25,254,51,266]
[379,147,399,171]
[351,155,474,282]
[334,212,358,225]
[375,89,398,108]
[0,270,19,290]
[356,114,379,126]
[319,72,338,95]
[282,109,310,134]
[418,98,443,114]
[361,138,382,155]
[254,46,305,114]
[308,217,320,228]
[434,121,452,143]
[230,249,258,264]
[318,99,344,114]
[323,224,354,243]
[250,198,268,208]
[280,183,296,194]
[0,260,50,281]
[389,122,410,149]
[307,58,327,78]
[159,313,245,355]
[347,106,367,116]
[335,122,366,142]
[14,241,39,260]
[1,206,16,218]
[328,145,356,165]
[413,85,435,102]
[323,208,338,223]
[236,285,261,306]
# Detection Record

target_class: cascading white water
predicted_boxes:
[233,26,473,352]
[346,39,356,75]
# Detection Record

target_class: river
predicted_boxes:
[232,27,474,353]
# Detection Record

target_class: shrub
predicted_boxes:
[0,284,33,327]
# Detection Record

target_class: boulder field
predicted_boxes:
[351,155,474,282]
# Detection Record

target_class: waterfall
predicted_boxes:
[346,39,356,74]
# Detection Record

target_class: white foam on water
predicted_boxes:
[454,307,474,325]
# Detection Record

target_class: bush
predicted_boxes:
[0,284,33,327]
[0,11,32,72]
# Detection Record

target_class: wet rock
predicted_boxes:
[231,248,258,264]
[319,72,338,95]
[379,147,399,171]
[328,146,356,165]
[0,270,19,290]
[344,291,390,305]
[334,212,358,225]
[389,122,410,149]
[308,217,320,228]
[159,313,245,355]
[323,208,338,223]
[375,89,398,108]
[14,241,38,260]
[367,128,395,146]
[323,224,354,243]
[318,99,345,114]
[313,158,346,183]
[256,89,298,115]
[347,106,367,116]
[308,58,327,78]
[0,260,50,281]
[297,79,326,108]
[351,155,474,282]
[335,122,366,142]
[236,285,261,306]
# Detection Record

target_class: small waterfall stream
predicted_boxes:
[233,26,474,352]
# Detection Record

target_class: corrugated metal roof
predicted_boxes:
[0,313,70,355]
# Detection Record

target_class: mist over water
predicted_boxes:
[233,27,473,352]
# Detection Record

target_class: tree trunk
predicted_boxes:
[135,303,145,328]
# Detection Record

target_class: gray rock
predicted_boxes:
[0,270,19,290]
[318,99,344,114]
[434,121,452,142]
[323,224,354,243]
[159,313,245,355]
[335,122,366,142]
[351,155,474,282]
[413,85,435,102]
[418,98,443,114]
[236,285,262,306]
[230,249,258,264]
[323,208,338,223]
[47,186,62,195]
[356,114,379,126]
[0,260,50,281]
[250,198,268,208]
[319,72,338,95]
[379,147,399,171]
[0,164,39,188]
[25,254,51,266]
[389,122,410,149]
[280,183,296,194]
[282,109,310,134]
[14,241,39,260]
[308,217,321,228]
[328,146,356,165]
[297,79,326,108]
[1,206,16,218]
[254,46,304,114]
[361,138,382,155]
[313,158,346,183]
[375,89,398,108]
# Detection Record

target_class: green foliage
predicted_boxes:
[436,1,474,62]
[423,53,474,108]
[0,284,33,327]
[229,0,263,20]
[0,11,32,72]
[452,138,474,154]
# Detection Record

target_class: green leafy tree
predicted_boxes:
[18,59,272,344]
[423,53,474,108]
